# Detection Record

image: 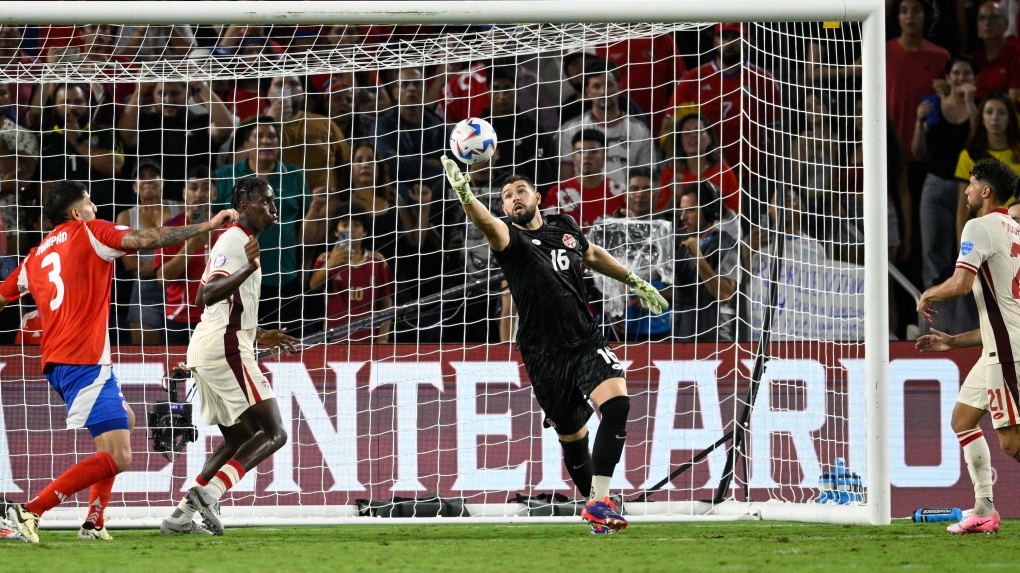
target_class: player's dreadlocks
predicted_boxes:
[230,175,269,211]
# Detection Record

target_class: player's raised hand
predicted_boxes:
[623,272,669,315]
[206,209,238,230]
[441,155,474,205]
[915,327,954,352]
[244,235,261,268]
[256,328,300,359]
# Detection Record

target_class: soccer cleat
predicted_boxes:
[0,517,24,542]
[160,518,214,535]
[581,496,628,532]
[947,511,1000,535]
[77,522,113,540]
[589,522,614,535]
[6,504,39,543]
[186,486,224,536]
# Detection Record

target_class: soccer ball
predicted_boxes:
[449,117,498,165]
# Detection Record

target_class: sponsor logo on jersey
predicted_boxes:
[114,225,130,230]
[562,234,577,249]
[961,241,974,255]
[531,239,541,245]
[994,412,1005,420]
[213,253,227,268]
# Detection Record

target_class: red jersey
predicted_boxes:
[153,214,220,324]
[970,38,1020,101]
[542,176,627,229]
[312,252,393,340]
[886,39,950,161]
[440,63,490,123]
[594,35,687,129]
[658,161,740,213]
[0,219,132,368]
[667,60,780,171]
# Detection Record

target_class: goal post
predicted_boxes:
[0,0,889,527]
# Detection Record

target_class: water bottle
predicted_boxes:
[912,508,963,523]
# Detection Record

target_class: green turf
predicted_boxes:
[5,520,1017,573]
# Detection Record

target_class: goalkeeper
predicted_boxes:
[443,157,667,535]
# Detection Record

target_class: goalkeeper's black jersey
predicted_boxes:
[492,214,597,354]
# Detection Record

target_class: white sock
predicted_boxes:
[590,475,612,501]
[203,460,245,502]
[957,429,994,516]
[168,479,204,522]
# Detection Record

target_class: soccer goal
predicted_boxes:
[0,0,889,527]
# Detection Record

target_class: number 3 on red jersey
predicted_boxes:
[40,252,64,310]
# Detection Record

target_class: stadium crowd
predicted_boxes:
[0,1,1009,345]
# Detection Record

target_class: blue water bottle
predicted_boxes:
[912,508,963,522]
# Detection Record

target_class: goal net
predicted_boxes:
[0,3,889,527]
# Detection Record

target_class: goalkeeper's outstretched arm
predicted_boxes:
[583,244,669,315]
[442,156,510,251]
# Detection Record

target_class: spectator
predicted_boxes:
[119,80,234,199]
[308,205,393,343]
[971,0,1020,101]
[214,117,310,333]
[458,148,509,342]
[38,83,127,222]
[154,166,218,344]
[543,128,626,228]
[559,59,655,185]
[787,92,841,210]
[668,181,739,342]
[115,159,183,345]
[594,34,687,131]
[344,140,405,262]
[0,26,38,127]
[482,65,556,186]
[658,110,740,224]
[912,56,977,288]
[374,67,446,192]
[391,171,464,343]
[440,53,559,132]
[623,167,656,220]
[0,82,39,256]
[662,23,780,185]
[745,186,828,273]
[322,78,374,144]
[955,92,1020,239]
[264,75,350,191]
[116,25,197,61]
[557,55,645,126]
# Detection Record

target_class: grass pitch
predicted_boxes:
[7,520,1017,573]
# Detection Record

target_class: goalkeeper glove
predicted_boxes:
[441,156,475,205]
[623,272,669,315]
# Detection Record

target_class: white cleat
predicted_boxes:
[78,523,113,540]
[160,519,213,535]
[0,517,24,542]
[6,504,39,543]
[186,487,223,536]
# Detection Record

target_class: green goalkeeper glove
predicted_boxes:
[623,272,669,315]
[442,156,475,205]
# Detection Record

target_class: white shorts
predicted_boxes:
[958,357,1020,429]
[192,351,275,427]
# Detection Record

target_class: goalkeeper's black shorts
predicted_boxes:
[521,334,625,436]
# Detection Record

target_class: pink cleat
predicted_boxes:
[947,511,1000,535]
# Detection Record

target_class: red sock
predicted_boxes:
[24,452,118,517]
[85,476,116,528]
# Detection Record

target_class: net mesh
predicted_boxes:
[0,20,872,523]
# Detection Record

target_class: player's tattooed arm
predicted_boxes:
[195,236,260,309]
[121,209,238,250]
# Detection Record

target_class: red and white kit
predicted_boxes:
[956,207,1020,428]
[188,223,274,426]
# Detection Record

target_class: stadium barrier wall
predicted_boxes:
[0,342,1000,525]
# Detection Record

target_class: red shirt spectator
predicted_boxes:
[658,162,740,214]
[595,35,687,130]
[312,253,393,341]
[153,214,220,326]
[542,175,626,229]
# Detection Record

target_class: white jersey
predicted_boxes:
[956,208,1020,365]
[188,224,261,367]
